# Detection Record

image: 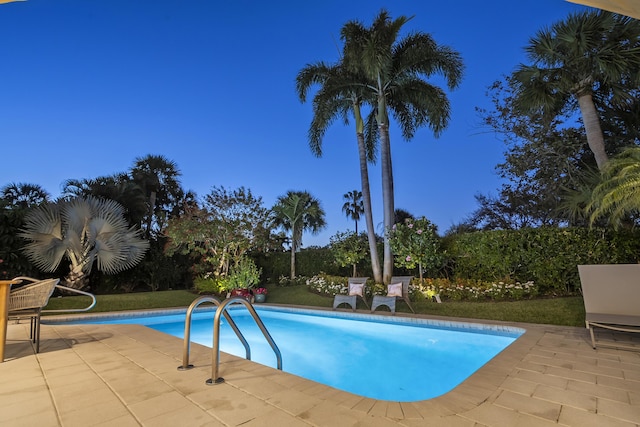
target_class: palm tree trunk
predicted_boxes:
[356,132,383,283]
[577,92,608,170]
[290,225,299,279]
[64,263,88,290]
[145,190,156,238]
[379,123,394,284]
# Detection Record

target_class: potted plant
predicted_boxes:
[222,257,262,302]
[254,287,268,303]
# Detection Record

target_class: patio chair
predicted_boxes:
[578,264,640,350]
[333,277,369,311]
[371,276,415,315]
[8,277,59,353]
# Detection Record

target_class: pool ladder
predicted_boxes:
[178,296,282,385]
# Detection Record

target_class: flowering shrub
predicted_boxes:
[387,217,443,282]
[278,275,309,286]
[413,278,538,301]
[305,274,375,297]
[306,274,538,302]
[254,287,268,295]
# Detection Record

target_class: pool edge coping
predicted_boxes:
[43,302,526,337]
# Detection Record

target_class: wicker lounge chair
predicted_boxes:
[371,276,415,315]
[8,277,59,353]
[333,277,369,311]
[578,264,640,350]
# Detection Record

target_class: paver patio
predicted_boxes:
[1,307,639,426]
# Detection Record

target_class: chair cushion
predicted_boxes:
[387,283,403,297]
[348,282,364,297]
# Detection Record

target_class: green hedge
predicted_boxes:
[253,248,351,283]
[448,227,640,294]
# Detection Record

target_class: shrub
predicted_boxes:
[193,276,221,294]
[306,274,357,296]
[414,278,538,301]
[278,275,310,287]
[448,227,640,294]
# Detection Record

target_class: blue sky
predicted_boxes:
[1,0,588,246]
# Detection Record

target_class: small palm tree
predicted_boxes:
[20,196,150,290]
[272,191,326,279]
[342,190,364,233]
[512,10,640,170]
[587,146,640,228]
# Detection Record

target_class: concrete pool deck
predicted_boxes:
[1,307,639,426]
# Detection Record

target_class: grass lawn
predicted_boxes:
[43,284,586,327]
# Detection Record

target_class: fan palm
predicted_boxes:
[512,10,640,170]
[587,146,640,228]
[1,182,50,209]
[341,10,463,282]
[342,190,364,233]
[272,191,326,279]
[296,61,383,283]
[20,196,149,289]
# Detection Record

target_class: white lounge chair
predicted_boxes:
[333,277,369,311]
[578,264,640,350]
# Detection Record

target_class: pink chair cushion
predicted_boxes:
[348,283,364,297]
[387,283,403,297]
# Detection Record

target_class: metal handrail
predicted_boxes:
[41,283,97,313]
[178,295,250,370]
[207,297,282,385]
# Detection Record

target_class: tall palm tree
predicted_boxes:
[1,182,50,209]
[272,191,326,279]
[130,154,183,237]
[587,146,640,228]
[19,196,149,290]
[341,10,464,282]
[296,61,383,283]
[512,10,640,170]
[342,190,364,233]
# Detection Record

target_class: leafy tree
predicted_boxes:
[1,182,50,209]
[512,10,640,170]
[329,231,368,277]
[340,10,464,282]
[473,61,640,230]
[130,154,183,237]
[388,216,443,283]
[0,205,37,279]
[342,190,364,233]
[587,146,640,228]
[272,191,326,279]
[19,196,149,289]
[296,57,383,283]
[164,186,274,279]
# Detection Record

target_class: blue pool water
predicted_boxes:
[58,307,524,401]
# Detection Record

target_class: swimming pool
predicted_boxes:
[53,306,524,402]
